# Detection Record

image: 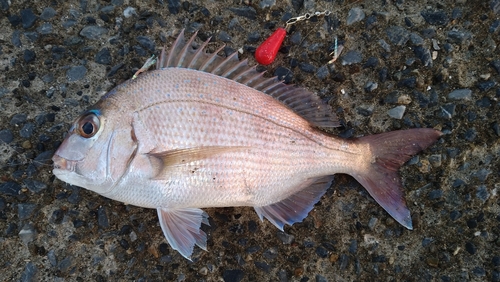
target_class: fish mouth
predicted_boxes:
[52,154,77,172]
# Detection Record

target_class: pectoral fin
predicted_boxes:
[254,176,334,230]
[148,146,248,180]
[157,207,210,260]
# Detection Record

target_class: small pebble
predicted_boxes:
[387,105,406,119]
[19,123,34,138]
[277,231,294,244]
[222,269,244,282]
[386,26,410,46]
[37,22,53,34]
[229,7,257,20]
[365,81,378,92]
[66,66,87,82]
[315,65,329,80]
[11,113,27,125]
[421,10,449,26]
[123,7,137,18]
[218,31,232,42]
[299,62,316,73]
[21,8,37,29]
[346,7,365,25]
[19,223,36,244]
[341,50,362,65]
[0,129,14,143]
[448,89,471,100]
[95,48,112,65]
[23,49,36,63]
[476,185,490,202]
[316,274,328,282]
[47,250,57,266]
[465,241,476,254]
[136,36,155,52]
[97,206,109,228]
[40,7,56,20]
[18,203,37,220]
[167,0,181,14]
[20,262,37,282]
[80,26,108,40]
[259,0,276,9]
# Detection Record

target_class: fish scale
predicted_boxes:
[52,30,442,259]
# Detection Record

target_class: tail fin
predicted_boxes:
[353,128,442,230]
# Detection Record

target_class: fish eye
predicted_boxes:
[77,113,100,138]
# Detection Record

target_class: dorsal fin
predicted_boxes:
[157,29,340,128]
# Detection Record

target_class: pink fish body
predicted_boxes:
[52,30,441,259]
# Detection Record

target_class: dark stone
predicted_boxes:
[365,14,377,29]
[263,247,278,260]
[223,269,244,282]
[299,62,316,73]
[19,123,34,138]
[290,32,301,45]
[247,31,260,43]
[20,262,37,282]
[58,256,72,272]
[385,26,410,46]
[66,66,87,82]
[414,46,432,67]
[8,15,22,26]
[22,49,36,63]
[245,245,260,253]
[12,30,22,47]
[491,60,500,74]
[97,206,109,228]
[428,190,442,200]
[464,128,477,142]
[23,179,47,193]
[107,63,124,77]
[119,239,129,249]
[316,65,329,80]
[40,7,56,20]
[315,246,328,258]
[476,185,490,202]
[476,80,496,92]
[450,211,462,221]
[136,36,155,52]
[254,261,271,273]
[50,209,64,224]
[363,56,379,68]
[80,26,108,40]
[218,31,232,42]
[0,182,21,196]
[410,33,424,45]
[11,113,27,125]
[421,10,449,26]
[274,67,293,84]
[465,241,476,255]
[33,150,54,167]
[0,129,14,143]
[493,256,500,267]
[341,50,362,65]
[472,267,486,277]
[21,8,38,29]
[133,45,147,57]
[167,0,181,14]
[467,218,478,229]
[316,274,328,282]
[398,77,417,89]
[229,7,256,20]
[18,203,37,220]
[95,48,111,65]
[447,30,472,44]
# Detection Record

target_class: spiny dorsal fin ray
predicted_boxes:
[157,29,340,128]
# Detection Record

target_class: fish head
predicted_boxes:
[52,107,136,194]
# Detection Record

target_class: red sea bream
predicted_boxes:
[52,30,442,260]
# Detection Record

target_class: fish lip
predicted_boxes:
[52,154,77,172]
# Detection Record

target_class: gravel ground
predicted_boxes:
[1,0,500,281]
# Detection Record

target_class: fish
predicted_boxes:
[52,30,442,260]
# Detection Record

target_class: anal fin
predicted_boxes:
[254,176,334,230]
[157,207,210,260]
